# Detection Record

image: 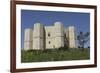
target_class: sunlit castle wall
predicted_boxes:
[33,23,44,50]
[45,26,54,49]
[54,22,64,48]
[67,26,77,48]
[24,29,33,50]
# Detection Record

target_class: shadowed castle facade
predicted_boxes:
[24,22,77,50]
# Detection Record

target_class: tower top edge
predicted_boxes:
[54,21,63,25]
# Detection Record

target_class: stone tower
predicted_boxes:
[67,26,77,48]
[24,29,33,50]
[54,22,64,48]
[33,23,45,50]
[45,26,54,49]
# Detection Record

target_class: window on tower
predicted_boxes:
[49,41,50,44]
[48,32,50,37]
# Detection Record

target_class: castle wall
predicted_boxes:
[67,26,77,48]
[45,22,64,49]
[45,26,55,49]
[33,23,44,50]
[24,29,33,50]
[54,22,64,48]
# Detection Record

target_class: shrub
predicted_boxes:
[58,46,69,50]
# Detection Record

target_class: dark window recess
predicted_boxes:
[48,33,50,37]
[49,41,50,44]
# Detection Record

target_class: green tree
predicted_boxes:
[77,32,90,51]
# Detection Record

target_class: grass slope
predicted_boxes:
[21,48,90,63]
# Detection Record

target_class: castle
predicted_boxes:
[24,22,77,50]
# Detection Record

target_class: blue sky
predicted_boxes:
[21,9,90,48]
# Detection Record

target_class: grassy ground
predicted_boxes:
[21,48,90,63]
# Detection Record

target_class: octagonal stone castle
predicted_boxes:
[24,22,77,50]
